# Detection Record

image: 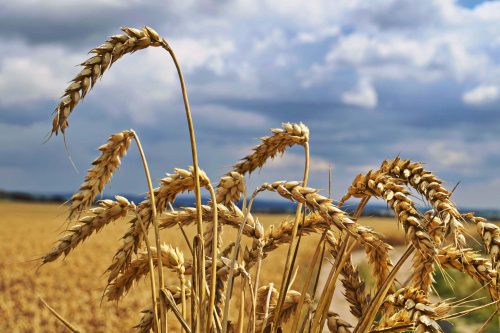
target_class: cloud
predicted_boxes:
[3,0,500,208]
[462,85,500,105]
[341,78,378,108]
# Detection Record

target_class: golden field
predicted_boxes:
[0,201,484,332]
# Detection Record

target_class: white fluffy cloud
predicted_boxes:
[341,78,378,109]
[462,85,500,105]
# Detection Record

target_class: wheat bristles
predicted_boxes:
[51,27,164,136]
[42,196,131,263]
[216,123,309,204]
[68,131,134,219]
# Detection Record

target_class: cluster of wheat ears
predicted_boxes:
[41,26,500,333]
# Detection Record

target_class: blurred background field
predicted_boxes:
[1,200,497,332]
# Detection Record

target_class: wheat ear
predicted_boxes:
[67,131,134,218]
[42,196,131,263]
[380,157,465,245]
[216,122,309,204]
[50,27,164,136]
[326,231,370,319]
[377,287,451,333]
[438,245,498,299]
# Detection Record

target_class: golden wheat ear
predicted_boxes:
[50,27,164,136]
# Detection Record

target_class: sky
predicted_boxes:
[1,0,500,208]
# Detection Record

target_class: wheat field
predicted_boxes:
[0,201,394,332]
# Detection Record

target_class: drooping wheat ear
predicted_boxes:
[107,167,210,283]
[158,203,257,238]
[258,180,393,289]
[106,244,185,302]
[438,245,498,299]
[255,285,306,332]
[42,196,131,264]
[326,312,353,333]
[377,287,451,333]
[326,231,370,319]
[67,130,134,219]
[380,157,465,245]
[50,27,164,136]
[342,170,436,257]
[410,212,445,295]
[216,122,309,204]
[464,212,500,270]
[134,286,190,332]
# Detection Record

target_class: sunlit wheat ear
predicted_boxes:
[326,312,353,333]
[106,244,185,302]
[68,131,134,219]
[380,157,466,245]
[51,27,164,136]
[438,245,498,298]
[343,171,436,256]
[326,232,370,319]
[107,166,210,283]
[216,122,309,204]
[377,287,451,332]
[42,196,131,264]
